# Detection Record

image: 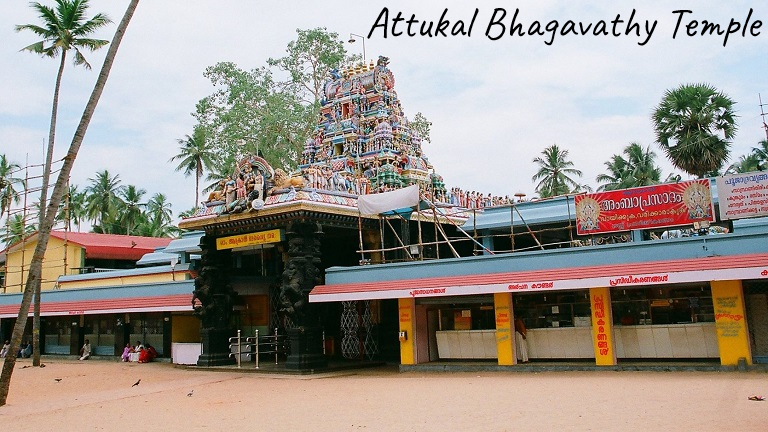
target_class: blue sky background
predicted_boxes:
[1,1,766,224]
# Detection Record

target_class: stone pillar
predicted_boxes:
[193,235,236,366]
[281,222,328,370]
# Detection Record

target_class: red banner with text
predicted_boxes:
[574,179,715,235]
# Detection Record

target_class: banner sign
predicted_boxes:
[715,171,768,220]
[216,229,283,250]
[574,179,715,235]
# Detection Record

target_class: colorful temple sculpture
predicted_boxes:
[190,55,448,223]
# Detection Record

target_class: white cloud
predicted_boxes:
[1,0,766,223]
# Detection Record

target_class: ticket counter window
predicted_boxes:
[611,285,714,326]
[439,306,495,330]
[513,291,592,329]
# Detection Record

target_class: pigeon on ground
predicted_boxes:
[132,379,141,387]
[187,390,194,397]
[39,364,46,368]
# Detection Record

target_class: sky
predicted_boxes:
[1,0,767,227]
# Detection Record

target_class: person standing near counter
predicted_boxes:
[514,316,529,363]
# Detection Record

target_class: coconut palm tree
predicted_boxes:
[178,206,200,219]
[532,144,583,198]
[15,0,111,232]
[725,154,763,174]
[597,143,662,191]
[84,169,124,232]
[2,214,37,247]
[751,140,768,170]
[652,83,737,178]
[55,184,87,232]
[145,192,173,228]
[170,125,215,207]
[0,155,24,218]
[117,184,146,235]
[596,154,629,191]
[624,143,662,187]
[16,0,111,366]
[0,1,139,405]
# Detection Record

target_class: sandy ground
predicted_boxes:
[1,358,767,431]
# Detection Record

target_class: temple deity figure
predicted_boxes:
[224,176,236,207]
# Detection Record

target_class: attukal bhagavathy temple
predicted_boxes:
[179,56,468,369]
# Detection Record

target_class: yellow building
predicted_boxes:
[2,231,173,293]
[0,231,201,359]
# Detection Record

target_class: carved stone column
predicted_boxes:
[280,222,327,370]
[193,235,236,366]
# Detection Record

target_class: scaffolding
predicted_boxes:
[354,193,633,265]
[2,154,69,293]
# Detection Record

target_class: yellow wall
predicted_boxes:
[711,280,752,366]
[4,236,83,293]
[494,292,515,365]
[57,272,181,289]
[172,315,201,343]
[590,287,617,366]
[398,298,416,365]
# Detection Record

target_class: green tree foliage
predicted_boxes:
[194,62,313,173]
[596,143,662,191]
[532,144,583,198]
[118,184,146,235]
[193,28,362,180]
[2,214,37,246]
[751,140,768,170]
[84,169,124,231]
[410,112,432,144]
[170,125,215,207]
[55,184,87,231]
[652,83,737,178]
[725,154,763,174]
[267,27,349,104]
[0,155,24,217]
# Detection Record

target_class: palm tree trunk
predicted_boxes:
[195,168,200,209]
[0,0,140,406]
[33,49,67,367]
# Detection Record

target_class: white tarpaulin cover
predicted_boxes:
[357,184,420,215]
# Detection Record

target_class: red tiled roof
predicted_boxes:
[47,231,173,261]
[0,294,192,318]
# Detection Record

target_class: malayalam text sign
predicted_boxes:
[216,229,284,250]
[575,179,715,235]
[716,171,768,220]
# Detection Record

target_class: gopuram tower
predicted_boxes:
[180,56,454,369]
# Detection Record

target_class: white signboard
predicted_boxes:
[716,172,768,220]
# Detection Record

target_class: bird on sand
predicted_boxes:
[132,379,141,387]
[54,378,62,382]
[187,390,194,397]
